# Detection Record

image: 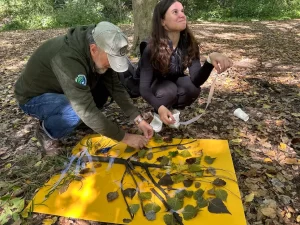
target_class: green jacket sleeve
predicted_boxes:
[51,52,125,141]
[101,70,140,121]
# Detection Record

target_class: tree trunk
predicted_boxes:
[132,0,157,55]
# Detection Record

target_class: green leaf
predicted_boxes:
[183,179,193,187]
[107,191,119,202]
[124,146,135,153]
[197,197,208,208]
[158,174,174,186]
[129,204,140,214]
[145,210,156,221]
[212,178,226,187]
[167,197,184,211]
[182,205,198,220]
[146,152,154,160]
[10,197,25,213]
[123,188,136,199]
[163,214,179,225]
[154,134,164,143]
[195,170,204,177]
[138,149,148,158]
[204,156,216,164]
[123,218,132,223]
[188,164,202,172]
[158,156,170,166]
[194,182,201,189]
[215,189,228,201]
[193,189,204,200]
[139,192,152,200]
[195,157,202,164]
[173,164,189,172]
[144,203,161,213]
[169,151,179,158]
[171,174,186,184]
[184,190,194,198]
[208,198,231,214]
[175,189,186,199]
[179,150,192,158]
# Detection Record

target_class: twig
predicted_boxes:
[125,162,145,216]
[120,168,134,219]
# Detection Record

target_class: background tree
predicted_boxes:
[131,0,158,54]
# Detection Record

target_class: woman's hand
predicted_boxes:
[208,52,233,74]
[158,105,175,125]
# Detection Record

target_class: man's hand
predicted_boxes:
[209,52,233,74]
[158,105,175,125]
[121,133,149,149]
[138,120,154,139]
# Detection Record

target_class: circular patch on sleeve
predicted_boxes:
[75,74,87,86]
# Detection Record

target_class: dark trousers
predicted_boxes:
[151,76,200,110]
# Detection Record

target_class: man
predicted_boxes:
[14,21,153,155]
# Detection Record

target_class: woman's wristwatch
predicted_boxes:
[134,115,144,125]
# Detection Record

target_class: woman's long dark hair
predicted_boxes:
[149,0,199,75]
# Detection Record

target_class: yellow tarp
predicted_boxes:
[24,135,247,225]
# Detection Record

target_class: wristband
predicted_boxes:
[134,115,144,125]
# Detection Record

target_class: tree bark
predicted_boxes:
[132,0,157,55]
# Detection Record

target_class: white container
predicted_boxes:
[169,109,180,129]
[234,108,249,122]
[150,113,163,132]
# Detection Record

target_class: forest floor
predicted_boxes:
[0,20,300,225]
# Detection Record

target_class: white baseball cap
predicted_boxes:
[92,21,128,72]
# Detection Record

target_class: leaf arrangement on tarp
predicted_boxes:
[22,134,247,225]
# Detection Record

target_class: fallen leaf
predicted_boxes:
[183,179,193,187]
[182,205,198,220]
[107,191,119,202]
[123,188,136,199]
[208,198,231,214]
[197,197,208,208]
[167,197,184,211]
[215,189,228,201]
[159,174,174,186]
[245,192,255,202]
[279,143,287,151]
[129,204,140,214]
[194,182,201,189]
[145,210,156,221]
[146,152,153,160]
[139,192,152,200]
[179,150,192,158]
[124,146,135,153]
[204,156,216,164]
[185,158,196,164]
[193,189,204,200]
[260,207,277,218]
[144,203,161,213]
[123,218,132,223]
[284,158,298,165]
[212,178,226,187]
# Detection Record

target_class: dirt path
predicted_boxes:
[0,20,299,225]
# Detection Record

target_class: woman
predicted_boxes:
[139,0,232,126]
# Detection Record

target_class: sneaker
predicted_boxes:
[34,122,62,156]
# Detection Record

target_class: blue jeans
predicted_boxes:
[19,93,81,139]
